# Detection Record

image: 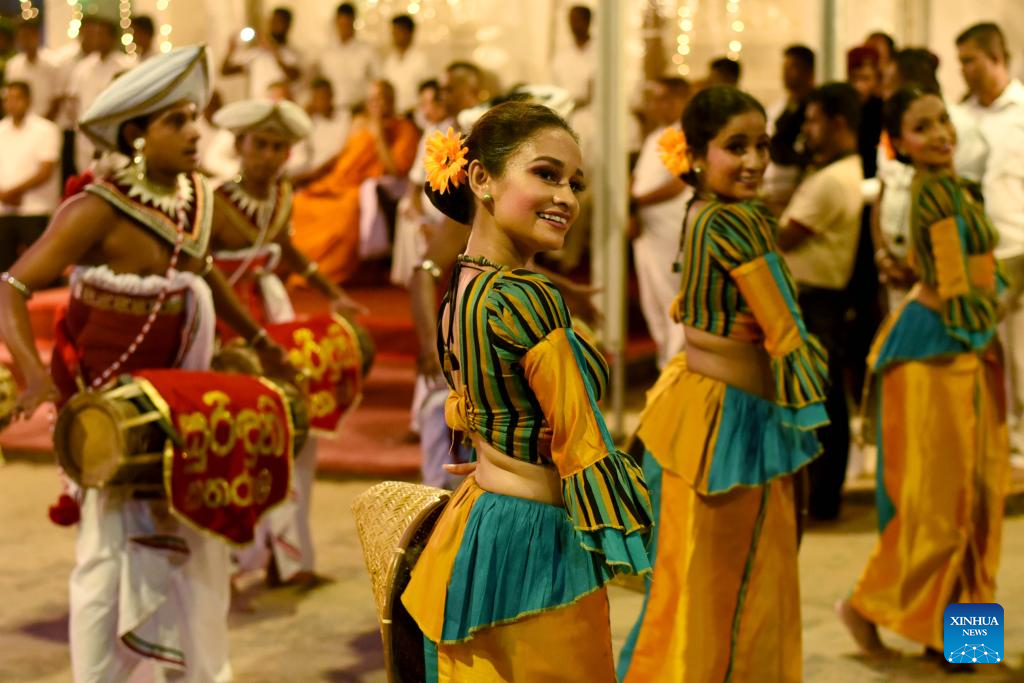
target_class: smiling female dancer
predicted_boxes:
[619,86,829,683]
[399,101,653,681]
[838,87,1009,669]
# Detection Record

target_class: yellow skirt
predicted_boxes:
[850,352,1009,650]
[432,588,614,682]
[621,355,809,683]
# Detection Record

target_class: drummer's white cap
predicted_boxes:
[213,99,313,142]
[456,84,576,131]
[79,44,211,152]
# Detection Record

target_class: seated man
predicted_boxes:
[290,79,419,283]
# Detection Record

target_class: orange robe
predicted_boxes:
[291,119,420,283]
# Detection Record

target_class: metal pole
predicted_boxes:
[822,0,837,81]
[594,0,628,438]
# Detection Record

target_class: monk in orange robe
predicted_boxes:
[291,80,420,283]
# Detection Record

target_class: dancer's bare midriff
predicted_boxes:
[683,326,773,400]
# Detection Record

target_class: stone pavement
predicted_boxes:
[1,460,1023,682]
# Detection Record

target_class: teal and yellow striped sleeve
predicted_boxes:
[911,172,1000,349]
[486,271,653,577]
[706,202,829,429]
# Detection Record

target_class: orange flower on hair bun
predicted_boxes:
[658,127,690,176]
[424,127,469,194]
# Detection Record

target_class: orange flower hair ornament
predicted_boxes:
[658,127,690,176]
[424,127,469,194]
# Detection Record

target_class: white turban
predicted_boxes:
[212,99,312,142]
[79,44,210,152]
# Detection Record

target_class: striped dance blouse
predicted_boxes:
[670,199,829,421]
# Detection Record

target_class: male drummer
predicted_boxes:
[208,98,365,586]
[0,46,290,682]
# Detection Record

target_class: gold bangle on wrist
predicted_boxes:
[416,259,442,280]
[0,272,32,299]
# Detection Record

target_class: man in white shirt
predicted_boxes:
[4,20,60,120]
[316,3,377,113]
[778,83,865,521]
[550,5,594,109]
[0,81,60,271]
[67,17,135,172]
[221,7,301,100]
[629,77,691,370]
[382,15,432,117]
[288,78,351,181]
[957,22,1024,457]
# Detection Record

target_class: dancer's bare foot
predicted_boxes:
[835,599,900,659]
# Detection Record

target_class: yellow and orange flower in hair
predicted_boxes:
[658,127,690,176]
[424,127,469,194]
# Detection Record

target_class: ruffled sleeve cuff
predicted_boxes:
[770,333,830,429]
[941,295,999,350]
[561,451,654,575]
[730,253,830,430]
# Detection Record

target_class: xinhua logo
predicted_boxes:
[943,603,1004,664]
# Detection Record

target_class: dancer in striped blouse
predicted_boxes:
[838,87,1009,670]
[400,101,653,682]
[619,86,829,683]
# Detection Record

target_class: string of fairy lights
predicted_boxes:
[673,0,697,76]
[19,0,39,21]
[672,0,745,74]
[64,1,174,54]
[726,0,743,60]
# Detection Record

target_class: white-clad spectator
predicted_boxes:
[629,77,691,370]
[391,79,451,286]
[956,22,1024,458]
[288,78,351,180]
[131,15,157,62]
[381,14,432,118]
[221,7,301,100]
[550,5,594,109]
[67,17,135,172]
[5,20,61,120]
[196,90,240,184]
[0,80,61,271]
[316,3,377,112]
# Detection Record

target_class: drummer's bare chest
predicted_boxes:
[87,215,200,276]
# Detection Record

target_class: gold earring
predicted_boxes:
[483,193,492,203]
[132,137,146,180]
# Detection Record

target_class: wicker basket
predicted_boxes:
[352,481,450,682]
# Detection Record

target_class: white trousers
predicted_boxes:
[70,489,232,683]
[233,436,317,578]
[633,220,686,370]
